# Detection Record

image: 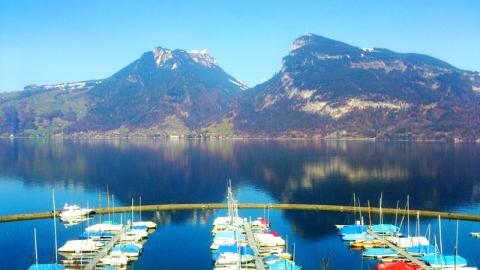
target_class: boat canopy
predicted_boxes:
[405,244,435,255]
[112,244,141,253]
[342,233,374,241]
[362,247,399,257]
[79,231,114,239]
[371,224,399,234]
[339,225,368,235]
[419,254,468,268]
[27,264,65,270]
[268,259,301,270]
[214,231,246,240]
[212,245,254,261]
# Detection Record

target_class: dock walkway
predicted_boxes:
[244,221,266,270]
[83,224,130,270]
[368,231,433,270]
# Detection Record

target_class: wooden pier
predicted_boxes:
[368,231,433,270]
[2,203,480,223]
[82,224,130,270]
[244,221,266,270]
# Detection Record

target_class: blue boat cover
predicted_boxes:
[362,247,398,257]
[339,225,368,235]
[212,245,254,261]
[132,225,148,231]
[102,220,121,225]
[268,260,301,270]
[342,233,374,241]
[406,244,436,255]
[370,224,399,234]
[214,231,246,240]
[27,264,65,270]
[419,254,468,267]
[79,231,114,239]
[112,244,141,253]
[263,254,280,262]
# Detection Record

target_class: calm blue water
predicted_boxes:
[0,139,479,269]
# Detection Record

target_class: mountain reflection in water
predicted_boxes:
[0,139,479,239]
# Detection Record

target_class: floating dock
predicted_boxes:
[368,231,433,270]
[244,221,266,270]
[2,203,480,223]
[82,224,130,270]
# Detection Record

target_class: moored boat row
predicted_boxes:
[211,183,302,270]
[337,194,478,270]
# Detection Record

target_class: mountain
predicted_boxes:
[233,34,480,140]
[0,47,246,137]
[1,34,479,140]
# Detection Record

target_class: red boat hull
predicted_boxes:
[377,262,422,270]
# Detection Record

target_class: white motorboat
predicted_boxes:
[255,233,286,247]
[59,204,94,219]
[86,223,123,232]
[99,254,130,267]
[389,236,429,248]
[132,221,157,230]
[58,239,103,253]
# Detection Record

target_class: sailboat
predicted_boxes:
[371,194,400,236]
[27,228,65,270]
[338,194,369,236]
[376,262,421,270]
[419,218,476,269]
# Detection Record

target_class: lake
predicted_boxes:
[0,139,479,269]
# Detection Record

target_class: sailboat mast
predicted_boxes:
[131,198,134,224]
[455,219,459,268]
[353,193,356,223]
[407,195,410,237]
[438,215,443,256]
[34,228,38,269]
[52,189,58,264]
[112,194,115,220]
[107,185,110,222]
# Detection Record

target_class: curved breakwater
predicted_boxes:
[2,203,480,223]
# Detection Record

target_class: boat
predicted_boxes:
[79,231,115,240]
[99,254,130,267]
[268,259,302,270]
[470,232,480,238]
[371,224,400,236]
[362,247,399,258]
[255,233,286,247]
[132,221,157,230]
[420,254,468,268]
[58,204,94,219]
[405,244,436,256]
[111,244,142,258]
[212,245,254,261]
[339,225,368,236]
[389,236,429,248]
[27,264,65,270]
[58,239,104,253]
[86,222,123,232]
[350,240,384,249]
[376,262,422,270]
[215,252,255,266]
[211,231,247,250]
[342,233,375,242]
[120,229,148,242]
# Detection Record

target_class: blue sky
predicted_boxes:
[0,0,479,92]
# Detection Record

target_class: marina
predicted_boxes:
[1,140,480,270]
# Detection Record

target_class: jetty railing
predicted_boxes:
[2,203,480,223]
